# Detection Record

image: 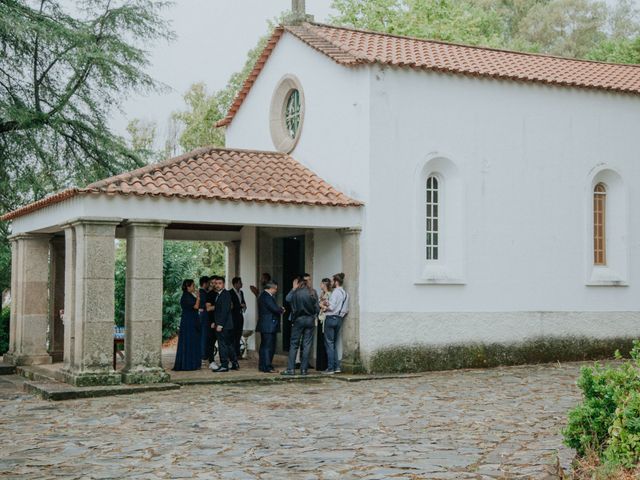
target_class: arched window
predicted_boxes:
[426,176,439,260]
[593,183,606,265]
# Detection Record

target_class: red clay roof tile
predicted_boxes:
[216,22,640,128]
[1,147,362,221]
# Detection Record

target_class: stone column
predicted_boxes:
[4,234,52,365]
[62,225,76,371]
[224,241,240,280]
[121,220,169,384]
[338,228,362,373]
[48,236,65,362]
[62,218,122,386]
[6,237,19,358]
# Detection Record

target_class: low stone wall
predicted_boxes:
[366,336,636,373]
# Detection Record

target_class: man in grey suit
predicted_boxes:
[281,277,319,376]
[211,276,239,372]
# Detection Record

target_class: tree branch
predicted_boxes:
[33,0,45,113]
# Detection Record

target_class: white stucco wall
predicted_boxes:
[222,31,640,359]
[361,66,640,355]
[225,32,371,203]
[312,229,342,287]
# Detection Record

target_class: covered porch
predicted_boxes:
[1,147,363,386]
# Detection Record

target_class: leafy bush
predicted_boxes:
[564,341,640,470]
[114,240,225,341]
[605,390,640,468]
[0,306,9,355]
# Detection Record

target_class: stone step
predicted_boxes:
[16,365,62,383]
[0,363,16,375]
[23,380,181,401]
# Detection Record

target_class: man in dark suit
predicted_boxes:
[256,281,283,373]
[205,276,219,369]
[229,277,246,359]
[211,276,238,372]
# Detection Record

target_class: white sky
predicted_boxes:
[111,0,335,141]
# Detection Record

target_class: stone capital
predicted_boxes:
[67,217,123,227]
[123,219,170,228]
[337,227,362,236]
[7,232,52,242]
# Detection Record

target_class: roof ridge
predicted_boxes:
[306,21,640,69]
[283,23,369,63]
[87,146,290,190]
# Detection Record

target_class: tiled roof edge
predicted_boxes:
[1,188,85,222]
[2,147,363,221]
[215,27,286,128]
[306,21,640,69]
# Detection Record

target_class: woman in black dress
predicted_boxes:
[173,279,202,371]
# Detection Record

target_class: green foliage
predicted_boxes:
[126,118,158,163]
[172,30,270,152]
[0,224,10,293]
[563,341,640,468]
[605,390,640,468]
[587,36,640,63]
[331,0,640,62]
[0,306,9,355]
[0,0,173,292]
[114,240,225,340]
[114,241,126,328]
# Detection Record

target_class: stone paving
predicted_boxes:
[0,361,587,479]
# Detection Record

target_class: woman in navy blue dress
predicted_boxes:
[173,279,202,371]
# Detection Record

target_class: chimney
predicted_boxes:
[285,0,314,26]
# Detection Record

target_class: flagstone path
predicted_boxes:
[0,361,587,479]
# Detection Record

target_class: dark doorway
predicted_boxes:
[281,236,305,352]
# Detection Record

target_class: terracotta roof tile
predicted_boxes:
[1,147,362,221]
[216,22,640,128]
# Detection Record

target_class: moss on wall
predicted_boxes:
[367,337,636,374]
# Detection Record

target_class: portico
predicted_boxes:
[1,147,363,386]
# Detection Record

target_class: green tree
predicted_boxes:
[330,0,640,62]
[0,0,173,291]
[173,33,269,152]
[126,118,158,163]
[514,0,609,58]
[114,240,225,340]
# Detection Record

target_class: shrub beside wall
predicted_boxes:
[564,342,640,473]
[367,337,636,374]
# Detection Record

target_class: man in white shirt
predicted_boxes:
[322,273,348,374]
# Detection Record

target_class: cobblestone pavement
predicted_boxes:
[0,362,586,479]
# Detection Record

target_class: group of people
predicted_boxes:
[173,275,246,372]
[174,270,349,375]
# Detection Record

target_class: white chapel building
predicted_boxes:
[3,12,640,383]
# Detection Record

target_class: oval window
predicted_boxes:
[269,75,304,153]
[285,89,301,139]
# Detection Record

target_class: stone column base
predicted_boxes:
[3,353,52,366]
[121,367,170,385]
[60,369,122,387]
[340,356,366,374]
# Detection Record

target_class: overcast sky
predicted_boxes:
[113,0,632,143]
[111,0,335,142]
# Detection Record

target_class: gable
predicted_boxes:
[216,22,640,129]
